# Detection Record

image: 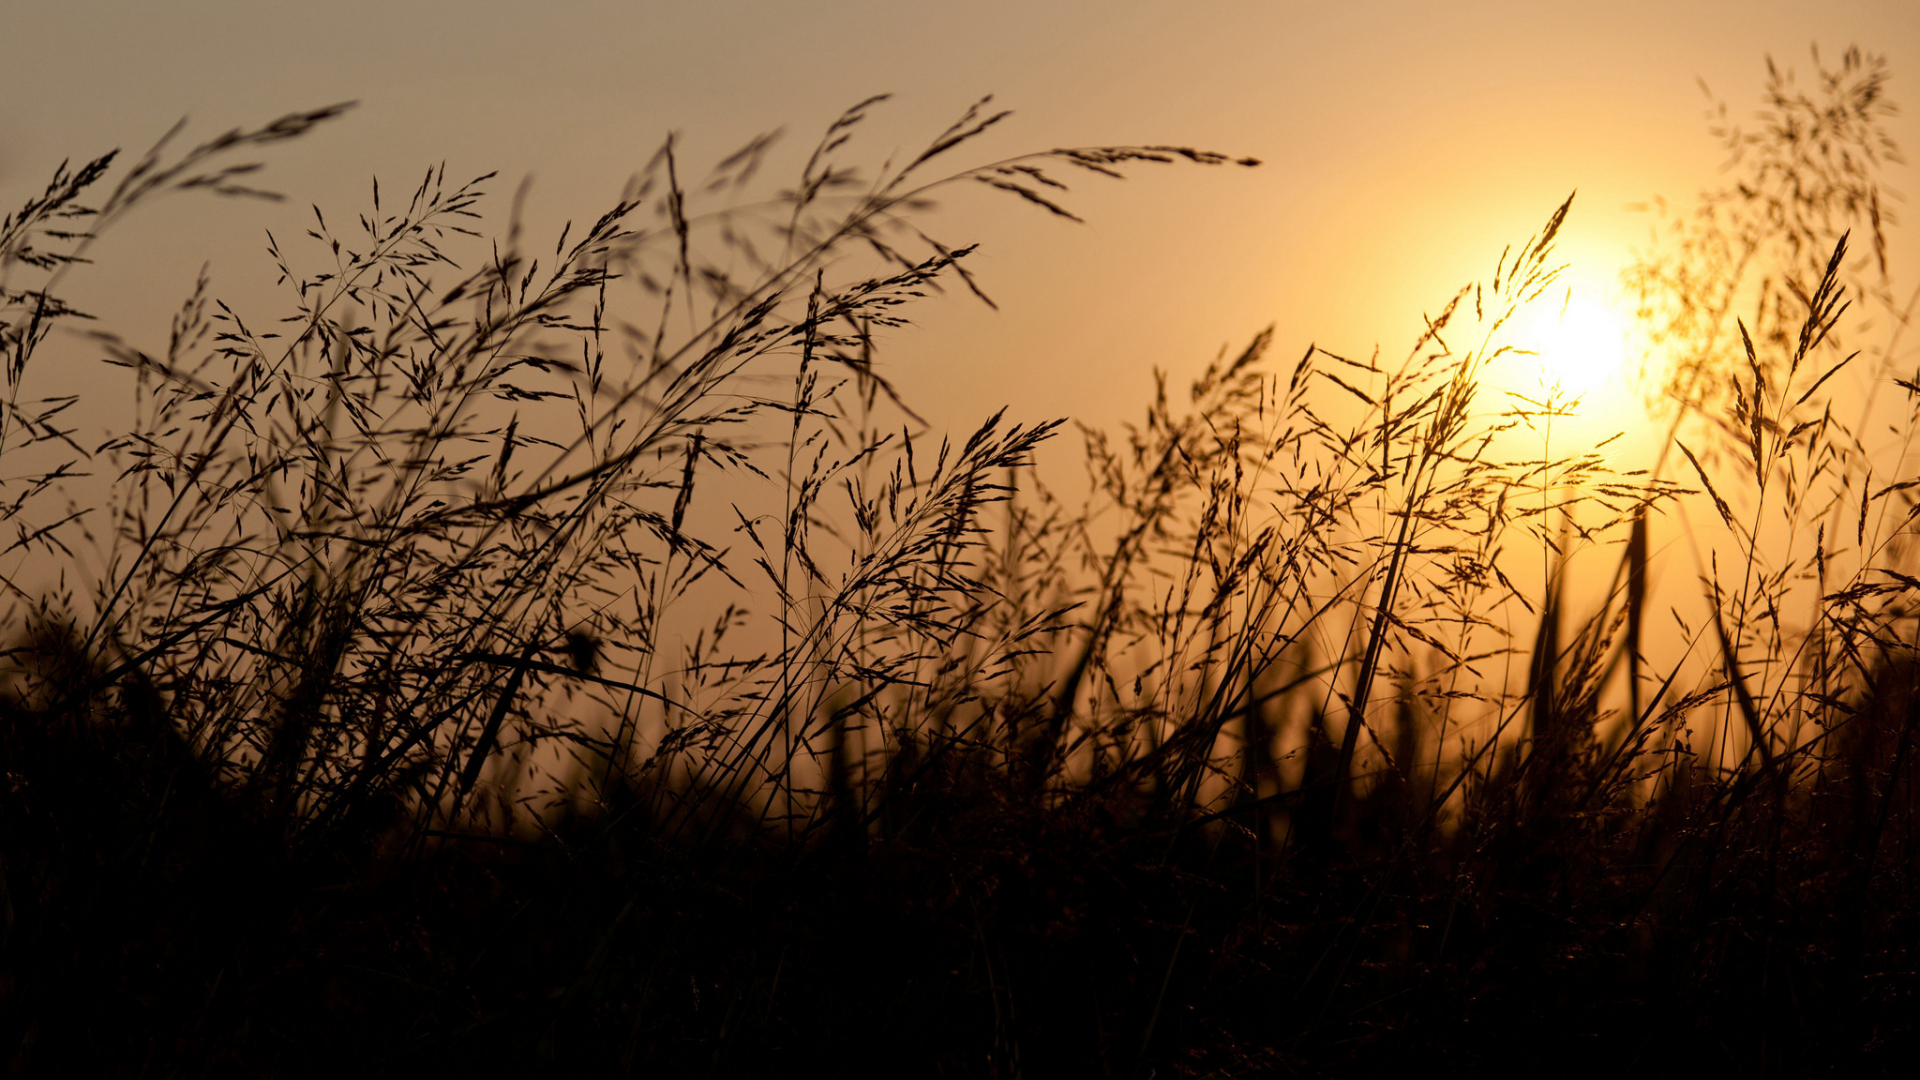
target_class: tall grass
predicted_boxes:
[3,49,1917,1077]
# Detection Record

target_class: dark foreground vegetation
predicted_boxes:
[3,49,1917,1076]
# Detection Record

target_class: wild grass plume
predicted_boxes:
[3,50,1918,1077]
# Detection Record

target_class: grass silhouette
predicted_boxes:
[2,49,1917,1077]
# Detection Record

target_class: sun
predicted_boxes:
[1482,282,1663,469]
[1512,293,1630,398]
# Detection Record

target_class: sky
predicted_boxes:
[7,0,1920,758]
[5,0,1919,463]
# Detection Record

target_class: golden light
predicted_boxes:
[1481,280,1665,473]
[1512,293,1630,399]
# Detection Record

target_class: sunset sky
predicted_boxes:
[7,0,1918,457]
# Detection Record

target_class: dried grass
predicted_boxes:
[3,48,1918,1077]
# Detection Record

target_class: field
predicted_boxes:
[3,49,1917,1076]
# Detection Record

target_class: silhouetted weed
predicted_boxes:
[3,48,1919,1078]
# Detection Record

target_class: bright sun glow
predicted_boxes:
[1513,294,1630,398]
[1478,281,1663,473]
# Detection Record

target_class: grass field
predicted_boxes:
[2,48,1917,1076]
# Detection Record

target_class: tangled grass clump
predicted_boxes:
[3,48,1919,1077]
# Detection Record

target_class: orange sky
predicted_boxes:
[8,0,1920,771]
[5,0,1918,463]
